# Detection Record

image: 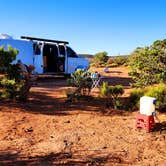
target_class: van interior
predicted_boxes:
[43,44,65,73]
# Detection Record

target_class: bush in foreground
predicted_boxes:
[145,84,166,111]
[66,69,92,102]
[128,88,144,110]
[0,45,35,101]
[100,82,124,109]
[128,83,166,112]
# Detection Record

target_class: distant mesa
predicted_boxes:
[0,33,13,39]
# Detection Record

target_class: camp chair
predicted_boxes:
[91,77,102,89]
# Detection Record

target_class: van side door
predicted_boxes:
[58,45,66,73]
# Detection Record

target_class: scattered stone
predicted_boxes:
[25,127,33,133]
[64,120,70,123]
[77,136,81,141]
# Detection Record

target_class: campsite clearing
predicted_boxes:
[0,67,165,165]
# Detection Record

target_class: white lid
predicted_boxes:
[140,96,156,101]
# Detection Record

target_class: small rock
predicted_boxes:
[64,139,68,143]
[25,127,33,133]
[64,120,70,123]
[77,136,81,141]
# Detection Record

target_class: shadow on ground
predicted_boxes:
[154,122,166,133]
[101,76,134,86]
[0,150,128,166]
[0,92,117,116]
[0,76,134,116]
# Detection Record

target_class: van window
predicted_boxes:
[67,46,78,58]
[33,43,41,55]
[59,45,65,57]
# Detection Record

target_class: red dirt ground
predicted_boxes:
[0,67,165,166]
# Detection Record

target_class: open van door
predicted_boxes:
[58,45,66,73]
[42,44,59,73]
[33,43,43,74]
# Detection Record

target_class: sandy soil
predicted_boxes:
[0,67,165,166]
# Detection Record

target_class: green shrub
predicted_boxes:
[106,63,118,68]
[100,82,110,97]
[100,63,107,67]
[1,78,16,88]
[0,45,18,73]
[67,69,92,91]
[113,56,129,66]
[0,78,17,98]
[0,91,11,99]
[107,58,114,64]
[90,51,109,67]
[67,69,92,101]
[145,83,166,111]
[128,41,166,87]
[106,56,129,67]
[129,88,144,110]
[109,85,124,97]
[100,82,124,109]
[110,85,124,109]
[128,83,166,112]
[0,45,30,100]
[0,78,25,99]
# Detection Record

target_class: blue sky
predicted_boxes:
[0,0,166,56]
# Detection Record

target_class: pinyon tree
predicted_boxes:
[129,40,166,87]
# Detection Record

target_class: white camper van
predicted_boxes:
[0,34,89,75]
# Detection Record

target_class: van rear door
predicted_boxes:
[33,43,43,74]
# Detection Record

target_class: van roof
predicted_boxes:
[21,36,69,44]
